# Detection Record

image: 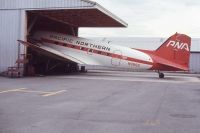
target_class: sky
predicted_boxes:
[79,0,200,38]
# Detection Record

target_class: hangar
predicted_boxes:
[0,0,127,76]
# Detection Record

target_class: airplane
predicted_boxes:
[18,31,191,78]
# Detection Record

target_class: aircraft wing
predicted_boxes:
[18,40,86,65]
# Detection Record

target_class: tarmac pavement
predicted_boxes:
[0,70,200,133]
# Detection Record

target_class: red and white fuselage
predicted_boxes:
[33,31,154,70]
[19,31,191,78]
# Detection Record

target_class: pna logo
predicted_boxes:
[166,40,189,51]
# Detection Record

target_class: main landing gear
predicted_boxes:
[157,70,164,78]
[80,66,87,73]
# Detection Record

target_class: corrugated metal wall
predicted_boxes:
[0,0,94,10]
[189,53,200,73]
[0,10,26,72]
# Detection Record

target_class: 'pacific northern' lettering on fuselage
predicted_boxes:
[49,34,73,44]
[76,41,111,52]
[49,34,111,52]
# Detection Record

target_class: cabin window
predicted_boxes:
[54,41,59,45]
[98,51,102,54]
[89,49,93,52]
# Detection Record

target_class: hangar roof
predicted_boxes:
[0,0,127,27]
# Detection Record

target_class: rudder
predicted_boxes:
[155,33,191,69]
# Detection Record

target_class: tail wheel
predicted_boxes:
[159,73,164,78]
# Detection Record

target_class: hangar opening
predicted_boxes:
[26,12,79,75]
[24,7,127,76]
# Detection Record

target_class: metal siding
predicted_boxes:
[189,53,200,73]
[0,0,94,9]
[191,39,200,52]
[0,0,127,28]
[0,10,25,72]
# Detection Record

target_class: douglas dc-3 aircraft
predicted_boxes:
[18,31,191,78]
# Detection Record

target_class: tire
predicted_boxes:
[159,73,164,78]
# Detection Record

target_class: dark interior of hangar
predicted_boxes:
[25,12,79,76]
[27,12,78,36]
[26,49,79,75]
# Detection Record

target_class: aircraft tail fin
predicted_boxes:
[155,33,191,70]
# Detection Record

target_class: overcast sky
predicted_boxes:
[79,0,200,38]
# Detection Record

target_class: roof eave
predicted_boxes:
[81,0,128,27]
[95,3,128,27]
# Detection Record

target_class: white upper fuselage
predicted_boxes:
[33,31,153,70]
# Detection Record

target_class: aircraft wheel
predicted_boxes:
[80,66,87,73]
[159,73,164,78]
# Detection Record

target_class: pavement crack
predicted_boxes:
[153,85,169,120]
